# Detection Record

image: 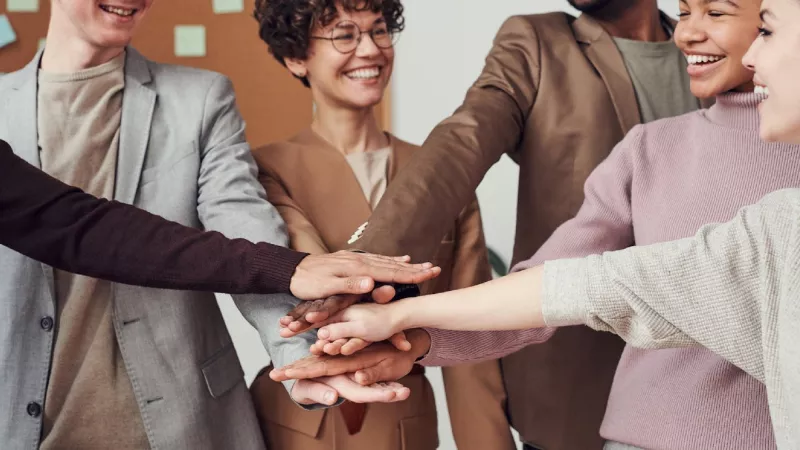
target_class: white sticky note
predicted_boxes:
[212,0,244,14]
[7,0,39,13]
[38,37,46,50]
[174,25,206,57]
[0,15,17,49]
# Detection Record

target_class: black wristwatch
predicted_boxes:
[373,282,420,300]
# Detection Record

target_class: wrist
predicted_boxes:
[406,328,432,360]
[390,298,415,332]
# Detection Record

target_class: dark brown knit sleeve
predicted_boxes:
[0,140,307,294]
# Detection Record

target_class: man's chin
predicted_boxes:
[567,0,616,13]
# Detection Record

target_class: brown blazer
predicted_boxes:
[347,12,702,450]
[251,129,515,449]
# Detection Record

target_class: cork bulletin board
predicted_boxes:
[0,0,390,148]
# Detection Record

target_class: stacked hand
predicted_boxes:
[281,251,437,405]
[275,298,431,398]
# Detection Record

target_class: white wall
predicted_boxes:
[219,1,682,449]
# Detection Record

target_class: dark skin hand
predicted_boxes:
[289,251,440,300]
[270,329,432,386]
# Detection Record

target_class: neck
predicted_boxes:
[311,101,388,155]
[590,0,668,42]
[41,16,125,72]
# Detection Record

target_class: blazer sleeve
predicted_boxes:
[0,139,306,294]
[259,169,329,255]
[192,75,315,396]
[420,125,640,366]
[350,16,542,262]
[441,198,516,450]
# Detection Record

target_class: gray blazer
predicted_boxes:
[0,48,314,449]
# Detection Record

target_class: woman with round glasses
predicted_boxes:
[247,1,515,449]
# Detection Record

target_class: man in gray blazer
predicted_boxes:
[0,2,405,449]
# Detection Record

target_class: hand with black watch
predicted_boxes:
[278,250,427,338]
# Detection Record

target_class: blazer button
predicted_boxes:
[40,316,54,331]
[26,402,42,418]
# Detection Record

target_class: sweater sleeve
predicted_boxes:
[541,188,800,382]
[0,140,307,294]
[421,127,640,366]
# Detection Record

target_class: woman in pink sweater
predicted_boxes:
[281,0,793,448]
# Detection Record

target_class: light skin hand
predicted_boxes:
[279,284,397,336]
[310,266,548,344]
[273,329,432,386]
[289,250,441,300]
[306,301,409,344]
[290,373,411,405]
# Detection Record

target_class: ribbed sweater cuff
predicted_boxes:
[416,327,450,366]
[249,244,308,294]
[541,258,592,327]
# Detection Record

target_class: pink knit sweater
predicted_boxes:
[421,93,800,449]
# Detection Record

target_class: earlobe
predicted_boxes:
[285,58,308,78]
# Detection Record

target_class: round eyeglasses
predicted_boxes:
[311,20,398,54]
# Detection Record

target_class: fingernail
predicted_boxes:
[360,278,370,290]
[318,329,329,339]
[324,392,336,404]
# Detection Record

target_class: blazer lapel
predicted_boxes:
[115,48,156,204]
[291,129,373,250]
[574,14,641,135]
[7,51,42,168]
[6,51,54,300]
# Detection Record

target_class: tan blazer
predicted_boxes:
[250,129,515,450]
[347,12,706,450]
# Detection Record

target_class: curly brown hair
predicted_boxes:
[254,0,405,87]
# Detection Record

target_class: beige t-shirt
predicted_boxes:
[345,147,392,210]
[37,52,149,450]
[613,34,699,123]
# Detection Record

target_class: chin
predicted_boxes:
[762,124,800,145]
[690,86,717,101]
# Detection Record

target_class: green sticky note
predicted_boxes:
[0,15,16,49]
[7,0,39,13]
[212,0,244,14]
[174,25,206,57]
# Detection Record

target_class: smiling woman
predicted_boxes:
[676,0,761,97]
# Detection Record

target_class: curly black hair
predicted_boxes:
[254,0,405,87]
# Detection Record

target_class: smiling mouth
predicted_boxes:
[685,54,726,66]
[344,67,382,81]
[99,4,138,17]
[754,85,770,96]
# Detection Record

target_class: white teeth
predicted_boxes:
[100,5,135,17]
[754,86,770,96]
[345,67,380,80]
[685,54,724,65]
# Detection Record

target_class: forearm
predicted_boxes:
[0,142,307,293]
[395,266,546,332]
[541,190,798,380]
[352,91,523,262]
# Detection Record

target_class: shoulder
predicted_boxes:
[0,63,30,92]
[633,109,705,147]
[146,59,231,95]
[251,137,304,175]
[389,134,420,152]
[498,12,575,39]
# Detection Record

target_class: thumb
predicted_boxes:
[318,321,362,341]
[341,277,374,295]
[389,332,411,352]
[355,366,386,386]
[291,379,339,406]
